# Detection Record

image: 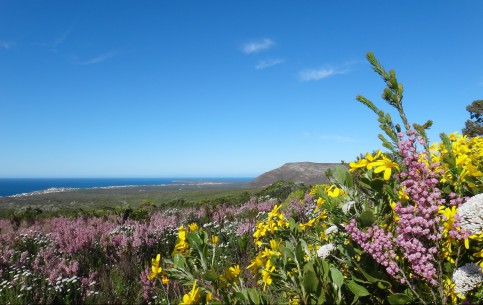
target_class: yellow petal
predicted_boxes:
[384,168,391,180]
[373,165,385,174]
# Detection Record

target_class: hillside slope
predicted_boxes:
[247,162,341,187]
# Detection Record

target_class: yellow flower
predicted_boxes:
[178,225,187,241]
[188,223,199,232]
[174,240,189,254]
[269,239,279,250]
[180,281,201,305]
[309,184,325,197]
[161,273,170,284]
[349,150,382,172]
[210,234,219,245]
[247,252,264,274]
[390,201,400,222]
[326,185,343,197]
[228,264,241,278]
[349,158,370,172]
[444,278,458,305]
[261,247,278,259]
[439,206,458,233]
[262,265,275,290]
[206,293,213,303]
[148,254,162,280]
[266,220,279,234]
[173,226,189,254]
[366,150,382,163]
[371,156,399,180]
[289,295,300,305]
[268,204,282,220]
[317,209,328,221]
[398,187,409,201]
[298,218,316,231]
[473,249,483,267]
[429,132,483,192]
[277,214,290,228]
[470,232,483,241]
[315,197,325,211]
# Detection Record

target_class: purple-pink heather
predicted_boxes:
[345,130,469,286]
[345,219,400,277]
[0,195,284,302]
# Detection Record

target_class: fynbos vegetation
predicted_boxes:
[1,52,482,304]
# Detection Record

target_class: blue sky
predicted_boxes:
[1,1,482,178]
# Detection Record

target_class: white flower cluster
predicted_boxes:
[325,225,339,235]
[457,194,483,234]
[317,243,335,260]
[53,275,79,293]
[453,263,483,295]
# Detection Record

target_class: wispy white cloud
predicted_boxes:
[299,67,346,81]
[255,58,284,70]
[318,134,355,143]
[299,60,364,81]
[242,38,274,54]
[73,52,115,65]
[0,41,15,49]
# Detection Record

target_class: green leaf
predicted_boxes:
[359,210,376,227]
[173,254,186,268]
[187,232,203,248]
[321,259,330,282]
[330,267,344,288]
[289,217,297,232]
[295,242,304,266]
[280,246,293,266]
[303,269,319,293]
[351,275,370,284]
[370,178,384,192]
[303,262,319,293]
[234,291,248,303]
[347,279,369,302]
[300,239,311,259]
[387,293,413,304]
[247,288,260,305]
[352,260,391,288]
[333,166,348,185]
[377,281,390,289]
[202,270,218,282]
[345,171,354,188]
[317,293,326,305]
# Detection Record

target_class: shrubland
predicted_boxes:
[1,52,482,304]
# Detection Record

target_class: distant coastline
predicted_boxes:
[0,178,253,197]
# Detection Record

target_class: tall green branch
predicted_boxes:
[356,52,434,155]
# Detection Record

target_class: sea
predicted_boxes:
[0,178,253,197]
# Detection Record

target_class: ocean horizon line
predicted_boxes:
[0,177,254,198]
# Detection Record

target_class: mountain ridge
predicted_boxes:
[247,162,341,188]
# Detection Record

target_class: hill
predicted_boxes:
[246,162,341,187]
